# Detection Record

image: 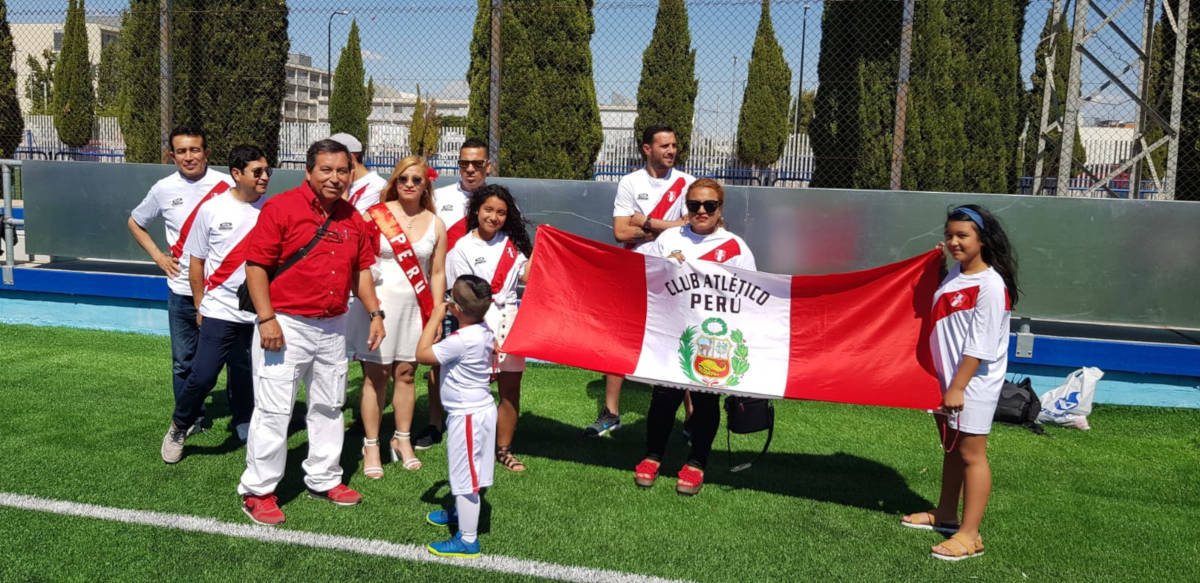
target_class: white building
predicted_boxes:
[11,19,121,113]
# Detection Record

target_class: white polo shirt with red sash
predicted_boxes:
[445,231,527,308]
[613,167,696,252]
[642,225,757,271]
[130,168,234,296]
[181,192,265,324]
[365,202,436,325]
[347,171,387,216]
[434,182,473,252]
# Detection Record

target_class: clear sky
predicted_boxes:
[7,0,1152,133]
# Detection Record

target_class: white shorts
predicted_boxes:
[485,303,525,372]
[942,384,1002,435]
[446,404,497,496]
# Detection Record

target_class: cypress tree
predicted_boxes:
[465,0,490,144]
[902,0,967,191]
[788,90,815,135]
[170,0,207,128]
[1023,6,1085,182]
[23,50,54,115]
[634,0,698,166]
[199,0,289,165]
[410,85,440,158]
[809,0,900,188]
[329,19,368,147]
[118,0,160,163]
[958,0,1021,193]
[52,0,95,148]
[735,0,792,169]
[0,0,23,157]
[95,38,121,117]
[500,0,602,179]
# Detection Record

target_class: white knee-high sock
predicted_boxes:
[456,493,481,543]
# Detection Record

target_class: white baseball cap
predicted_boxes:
[328,132,363,154]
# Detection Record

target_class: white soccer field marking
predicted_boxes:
[0,492,692,583]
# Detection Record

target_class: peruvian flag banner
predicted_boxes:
[502,226,944,410]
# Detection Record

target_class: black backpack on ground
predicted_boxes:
[724,396,774,472]
[993,376,1044,434]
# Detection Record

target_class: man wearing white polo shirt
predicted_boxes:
[413,137,492,450]
[128,126,233,434]
[161,145,271,463]
[330,132,387,216]
[586,124,694,437]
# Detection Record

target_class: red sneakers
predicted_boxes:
[242,494,285,525]
[307,484,362,506]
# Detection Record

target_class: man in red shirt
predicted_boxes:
[236,139,386,526]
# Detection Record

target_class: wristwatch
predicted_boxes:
[368,310,385,320]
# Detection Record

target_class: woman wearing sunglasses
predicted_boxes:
[635,178,757,496]
[348,155,448,478]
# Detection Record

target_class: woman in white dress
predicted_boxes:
[349,156,447,477]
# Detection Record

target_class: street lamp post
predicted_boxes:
[794,2,810,136]
[327,10,349,90]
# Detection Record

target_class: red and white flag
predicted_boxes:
[502,226,944,410]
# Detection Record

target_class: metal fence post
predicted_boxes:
[1031,0,1063,196]
[1163,0,1191,200]
[889,0,915,191]
[2,161,20,286]
[159,0,172,160]
[1056,0,1088,197]
[488,0,502,173]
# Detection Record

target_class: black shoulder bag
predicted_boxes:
[236,212,337,313]
[724,395,775,472]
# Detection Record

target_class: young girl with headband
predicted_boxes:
[902,204,1019,561]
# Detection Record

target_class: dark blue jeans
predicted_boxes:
[167,291,200,405]
[173,316,255,429]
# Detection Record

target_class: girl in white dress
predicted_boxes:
[348,156,447,477]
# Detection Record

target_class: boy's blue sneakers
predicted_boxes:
[583,409,621,437]
[426,508,459,527]
[427,532,480,558]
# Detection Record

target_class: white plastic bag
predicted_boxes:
[1037,367,1103,430]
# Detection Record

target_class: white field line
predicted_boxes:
[0,492,692,583]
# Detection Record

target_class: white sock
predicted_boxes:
[456,493,480,543]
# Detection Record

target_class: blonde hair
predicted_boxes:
[686,178,726,229]
[381,155,435,212]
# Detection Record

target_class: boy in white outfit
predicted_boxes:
[416,274,497,558]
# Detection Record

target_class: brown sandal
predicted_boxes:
[901,511,960,534]
[496,446,526,472]
[931,533,984,561]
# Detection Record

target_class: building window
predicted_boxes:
[53,31,63,52]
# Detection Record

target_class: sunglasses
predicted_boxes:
[458,159,488,170]
[243,167,272,178]
[685,200,722,214]
[398,175,424,185]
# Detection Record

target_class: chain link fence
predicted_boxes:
[1,0,1195,198]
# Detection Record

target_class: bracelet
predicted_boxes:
[258,315,276,325]
[644,217,653,231]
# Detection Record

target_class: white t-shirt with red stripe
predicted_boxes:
[446,231,528,308]
[130,168,234,296]
[431,322,497,415]
[642,225,757,270]
[613,168,696,252]
[182,193,264,324]
[347,171,387,216]
[929,263,1011,432]
[434,182,472,250]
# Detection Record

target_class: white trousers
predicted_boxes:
[238,313,349,495]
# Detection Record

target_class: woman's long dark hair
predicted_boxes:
[466,184,533,257]
[947,204,1020,306]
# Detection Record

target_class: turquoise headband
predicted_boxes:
[951,207,984,231]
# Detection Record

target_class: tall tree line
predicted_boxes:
[53,0,93,148]
[811,0,1025,193]
[634,0,698,166]
[1147,2,1200,200]
[0,0,22,157]
[119,0,287,164]
[329,19,370,152]
[465,0,602,180]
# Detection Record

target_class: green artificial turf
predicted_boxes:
[1,323,1198,581]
